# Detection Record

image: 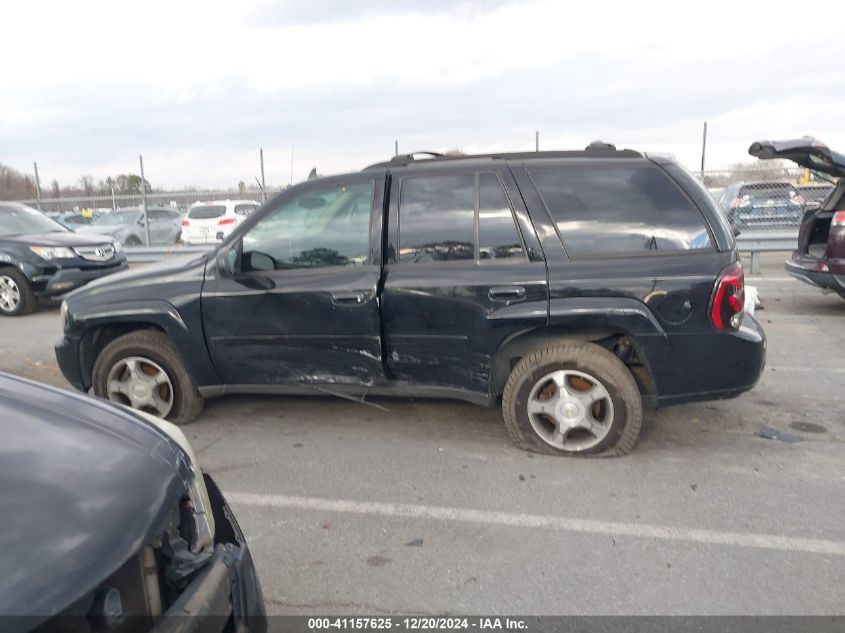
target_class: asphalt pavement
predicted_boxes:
[1,253,843,615]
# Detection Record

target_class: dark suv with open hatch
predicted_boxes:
[56,144,766,457]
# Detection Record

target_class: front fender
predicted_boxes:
[73,299,221,390]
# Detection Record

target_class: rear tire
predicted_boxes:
[92,330,204,425]
[502,341,642,457]
[0,268,38,316]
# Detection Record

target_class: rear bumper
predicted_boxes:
[785,257,845,293]
[654,314,767,407]
[30,260,129,297]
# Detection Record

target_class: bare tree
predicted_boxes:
[78,175,95,196]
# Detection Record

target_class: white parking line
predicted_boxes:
[229,492,845,557]
[768,366,845,374]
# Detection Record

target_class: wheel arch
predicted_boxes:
[490,325,658,405]
[75,302,220,390]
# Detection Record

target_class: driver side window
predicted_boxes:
[241,181,374,272]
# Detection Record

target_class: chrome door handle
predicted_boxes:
[331,290,368,305]
[488,286,526,301]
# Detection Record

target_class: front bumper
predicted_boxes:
[55,333,86,391]
[30,259,129,297]
[785,256,845,293]
[153,474,266,633]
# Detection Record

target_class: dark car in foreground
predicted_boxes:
[56,144,766,457]
[0,202,128,316]
[749,137,845,299]
[718,180,804,229]
[0,372,266,632]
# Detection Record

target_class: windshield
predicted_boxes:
[0,205,69,237]
[94,210,139,226]
[739,184,796,203]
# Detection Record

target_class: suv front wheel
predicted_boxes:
[92,330,204,425]
[502,341,642,457]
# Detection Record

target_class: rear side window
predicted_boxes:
[188,205,226,220]
[399,175,475,262]
[398,173,525,263]
[530,166,712,258]
[478,173,524,260]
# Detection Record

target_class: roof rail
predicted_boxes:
[390,151,445,164]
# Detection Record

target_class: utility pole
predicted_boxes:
[395,139,399,157]
[535,131,539,152]
[290,148,294,186]
[700,121,708,179]
[33,162,43,211]
[139,154,151,246]
[259,148,267,201]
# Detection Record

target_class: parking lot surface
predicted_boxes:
[2,255,844,615]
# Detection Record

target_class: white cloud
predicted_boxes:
[1,0,844,187]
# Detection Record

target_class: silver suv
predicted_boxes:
[77,206,183,246]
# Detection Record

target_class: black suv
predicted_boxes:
[55,145,766,456]
[0,202,128,316]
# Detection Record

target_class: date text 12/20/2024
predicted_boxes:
[307,618,528,630]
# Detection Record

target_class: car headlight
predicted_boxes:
[30,246,76,259]
[112,240,124,254]
[127,409,215,553]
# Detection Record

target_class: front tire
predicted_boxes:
[92,330,204,425]
[0,268,37,316]
[502,341,642,457]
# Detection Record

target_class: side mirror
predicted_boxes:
[217,244,239,277]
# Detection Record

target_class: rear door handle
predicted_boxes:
[331,290,369,305]
[488,286,526,302]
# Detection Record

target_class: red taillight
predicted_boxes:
[710,262,745,331]
[730,197,750,209]
[181,220,190,227]
[218,217,235,226]
[792,194,805,206]
[832,210,845,227]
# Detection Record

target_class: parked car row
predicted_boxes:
[716,177,836,230]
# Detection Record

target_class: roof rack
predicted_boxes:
[364,143,640,170]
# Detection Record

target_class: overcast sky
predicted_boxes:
[1,0,844,189]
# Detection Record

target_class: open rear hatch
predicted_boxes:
[749,137,844,260]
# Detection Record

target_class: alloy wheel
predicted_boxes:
[526,369,614,451]
[106,356,175,417]
[0,275,21,314]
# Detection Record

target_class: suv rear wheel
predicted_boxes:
[0,268,37,317]
[502,341,642,457]
[92,330,204,425]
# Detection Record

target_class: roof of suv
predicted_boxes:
[364,143,642,170]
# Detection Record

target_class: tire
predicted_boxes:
[92,330,204,425]
[0,268,38,317]
[502,341,642,457]
[125,235,143,247]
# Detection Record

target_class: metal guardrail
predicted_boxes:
[123,230,798,273]
[735,230,797,274]
[125,245,213,263]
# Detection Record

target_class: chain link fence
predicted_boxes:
[5,166,838,239]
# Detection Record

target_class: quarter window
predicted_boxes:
[530,166,712,258]
[241,181,373,271]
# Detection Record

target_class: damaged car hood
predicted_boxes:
[0,373,193,619]
[748,136,845,178]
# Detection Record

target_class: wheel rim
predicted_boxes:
[526,369,614,452]
[106,356,174,418]
[0,275,21,313]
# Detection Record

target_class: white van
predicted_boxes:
[181,200,260,245]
